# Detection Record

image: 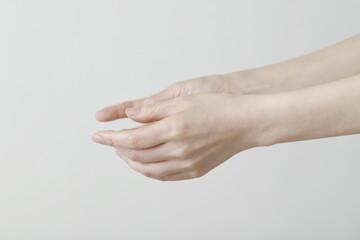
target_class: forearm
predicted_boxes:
[260,74,360,146]
[226,34,360,94]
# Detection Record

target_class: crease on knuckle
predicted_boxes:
[170,81,184,91]
[145,104,157,119]
[140,104,156,122]
[127,161,138,171]
[127,149,138,162]
[111,138,122,149]
[108,137,116,147]
[127,133,138,149]
[143,98,155,105]
[156,177,167,182]
[142,165,152,178]
[115,148,123,158]
[189,169,203,179]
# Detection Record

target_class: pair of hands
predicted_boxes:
[92,75,268,181]
[93,34,360,181]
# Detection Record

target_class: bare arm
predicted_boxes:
[96,34,360,122]
[93,73,360,181]
[260,73,360,146]
[93,34,360,181]
[227,34,360,94]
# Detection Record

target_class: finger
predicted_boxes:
[158,171,198,181]
[125,98,183,123]
[117,152,187,179]
[115,143,174,163]
[95,82,182,122]
[92,120,170,149]
[143,82,182,105]
[95,98,145,122]
[115,149,131,165]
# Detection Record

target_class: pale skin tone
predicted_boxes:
[92,34,360,181]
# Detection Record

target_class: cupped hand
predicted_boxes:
[95,74,243,122]
[92,93,267,181]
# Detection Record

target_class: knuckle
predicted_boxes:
[169,82,186,98]
[141,104,157,120]
[172,144,191,159]
[177,119,189,132]
[127,149,138,161]
[106,131,117,147]
[189,169,203,179]
[109,137,116,147]
[172,148,184,159]
[141,104,151,114]
[156,177,167,182]
[115,148,123,158]
[131,162,153,178]
[128,162,139,171]
[143,98,155,105]
[142,166,152,178]
[162,119,172,133]
[181,160,196,171]
[126,133,138,148]
[171,81,184,89]
[170,120,188,139]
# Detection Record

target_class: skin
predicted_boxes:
[93,34,360,181]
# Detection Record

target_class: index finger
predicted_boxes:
[95,98,146,122]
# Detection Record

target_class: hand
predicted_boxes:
[92,93,267,181]
[95,74,244,122]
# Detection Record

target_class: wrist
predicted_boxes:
[255,91,313,147]
[247,93,295,147]
[230,94,280,149]
[223,69,278,95]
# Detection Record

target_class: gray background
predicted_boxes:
[1,0,359,239]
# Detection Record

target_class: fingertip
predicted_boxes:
[93,129,114,137]
[96,107,119,122]
[95,110,108,121]
[95,111,104,121]
[92,130,117,146]
[96,99,148,122]
[92,134,105,144]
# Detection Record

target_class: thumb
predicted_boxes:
[125,100,179,123]
[95,98,145,122]
[95,82,182,122]
[142,82,183,105]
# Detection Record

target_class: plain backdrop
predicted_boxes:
[0,0,359,239]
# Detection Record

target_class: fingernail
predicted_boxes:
[126,107,139,116]
[92,135,104,144]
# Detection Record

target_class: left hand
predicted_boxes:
[92,93,267,181]
[94,74,246,122]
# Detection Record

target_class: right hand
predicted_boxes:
[93,93,268,181]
